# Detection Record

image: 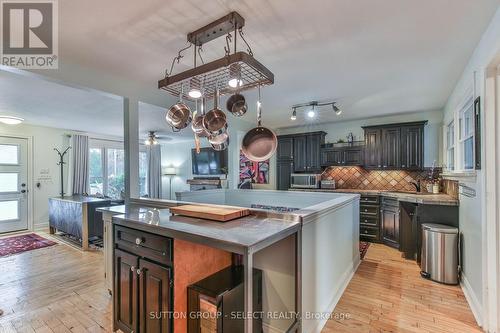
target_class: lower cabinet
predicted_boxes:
[359,195,381,243]
[277,160,293,190]
[381,198,400,249]
[114,226,173,333]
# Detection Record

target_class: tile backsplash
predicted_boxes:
[322,166,442,192]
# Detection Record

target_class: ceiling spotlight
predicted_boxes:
[333,103,342,115]
[145,131,159,145]
[290,107,297,121]
[188,88,202,99]
[307,105,316,118]
[0,116,24,125]
[228,63,243,88]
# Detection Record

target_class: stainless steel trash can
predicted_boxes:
[420,223,459,285]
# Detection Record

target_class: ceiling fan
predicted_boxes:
[144,131,174,145]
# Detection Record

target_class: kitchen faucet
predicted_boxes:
[409,179,421,192]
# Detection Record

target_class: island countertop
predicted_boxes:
[112,206,301,254]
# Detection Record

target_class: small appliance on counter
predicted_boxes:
[321,180,336,189]
[290,173,322,189]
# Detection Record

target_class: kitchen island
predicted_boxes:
[111,190,359,333]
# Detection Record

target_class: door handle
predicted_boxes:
[21,183,26,187]
[21,189,27,193]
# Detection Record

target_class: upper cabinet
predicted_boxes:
[321,144,364,167]
[292,132,325,172]
[363,121,427,170]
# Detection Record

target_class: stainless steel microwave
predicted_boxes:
[291,173,322,189]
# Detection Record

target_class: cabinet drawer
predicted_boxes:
[360,216,379,227]
[115,225,172,265]
[360,226,380,241]
[360,195,380,205]
[382,197,399,207]
[360,205,379,216]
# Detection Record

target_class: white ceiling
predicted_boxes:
[0,70,194,142]
[1,0,499,132]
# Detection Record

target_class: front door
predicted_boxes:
[0,136,28,233]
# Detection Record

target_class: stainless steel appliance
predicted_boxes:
[420,223,459,285]
[321,180,336,189]
[291,173,321,189]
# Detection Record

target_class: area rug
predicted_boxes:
[359,241,370,259]
[0,233,57,257]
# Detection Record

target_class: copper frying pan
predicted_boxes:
[241,86,277,162]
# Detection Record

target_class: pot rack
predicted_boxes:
[158,12,274,101]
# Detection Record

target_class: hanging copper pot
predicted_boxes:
[166,87,192,131]
[241,85,277,161]
[203,88,227,136]
[191,98,209,138]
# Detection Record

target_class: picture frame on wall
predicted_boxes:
[474,96,481,170]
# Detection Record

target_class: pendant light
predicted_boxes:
[290,107,297,121]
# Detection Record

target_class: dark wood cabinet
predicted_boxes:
[363,121,427,170]
[276,132,325,190]
[364,128,382,169]
[381,198,400,249]
[321,146,363,167]
[277,160,293,190]
[293,135,307,172]
[115,249,139,333]
[139,259,172,333]
[360,195,381,243]
[114,226,173,333]
[277,137,294,160]
[381,128,401,169]
[401,125,424,170]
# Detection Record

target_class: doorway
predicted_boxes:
[0,136,29,233]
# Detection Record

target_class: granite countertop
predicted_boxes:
[289,188,458,206]
[112,207,301,254]
[50,195,111,203]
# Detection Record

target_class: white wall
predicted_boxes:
[441,8,500,327]
[277,109,443,167]
[0,123,71,230]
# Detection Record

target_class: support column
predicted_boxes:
[124,97,140,202]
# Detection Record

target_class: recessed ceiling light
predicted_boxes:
[0,116,24,125]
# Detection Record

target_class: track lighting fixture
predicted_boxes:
[290,100,342,119]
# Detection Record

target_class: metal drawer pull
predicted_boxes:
[364,209,368,212]
[135,237,143,245]
[137,269,142,275]
[130,266,135,272]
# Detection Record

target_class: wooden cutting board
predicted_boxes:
[169,204,250,222]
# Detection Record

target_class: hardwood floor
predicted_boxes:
[0,235,482,333]
[322,243,482,333]
[0,233,112,333]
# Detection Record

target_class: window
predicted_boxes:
[459,98,474,170]
[139,151,148,197]
[446,121,455,170]
[89,148,104,195]
[88,140,148,199]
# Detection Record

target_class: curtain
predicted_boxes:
[71,134,89,195]
[147,144,162,199]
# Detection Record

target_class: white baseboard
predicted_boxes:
[34,221,49,232]
[461,274,483,327]
[310,257,361,333]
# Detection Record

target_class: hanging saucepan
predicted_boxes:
[203,88,227,136]
[226,92,247,117]
[166,86,192,131]
[191,98,209,138]
[241,85,277,162]
[210,132,229,151]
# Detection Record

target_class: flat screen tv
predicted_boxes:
[191,147,228,176]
